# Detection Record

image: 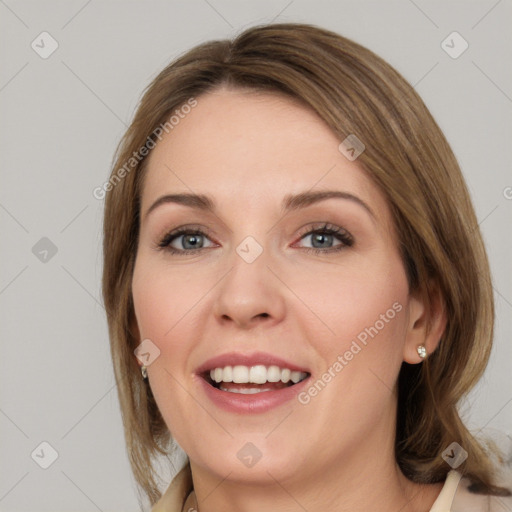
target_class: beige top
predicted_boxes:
[150,463,512,512]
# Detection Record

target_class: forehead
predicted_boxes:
[140,88,391,225]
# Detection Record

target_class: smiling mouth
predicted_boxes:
[202,364,310,394]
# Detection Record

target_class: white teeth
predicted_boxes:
[290,371,302,384]
[281,368,291,383]
[219,386,273,394]
[208,365,308,385]
[267,365,281,382]
[223,365,233,382]
[249,365,267,384]
[232,365,249,383]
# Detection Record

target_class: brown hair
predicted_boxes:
[101,22,510,506]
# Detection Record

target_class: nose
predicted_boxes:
[212,243,286,330]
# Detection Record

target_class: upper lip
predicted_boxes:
[196,351,310,375]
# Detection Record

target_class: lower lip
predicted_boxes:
[197,376,310,414]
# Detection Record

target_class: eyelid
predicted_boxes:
[294,222,353,242]
[292,223,354,253]
[156,224,217,250]
[155,221,354,255]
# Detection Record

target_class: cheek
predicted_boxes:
[131,258,201,399]
[131,260,203,438]
[294,257,410,425]
[292,254,409,352]
[293,261,409,441]
[132,257,209,342]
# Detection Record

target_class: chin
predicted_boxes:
[183,429,301,476]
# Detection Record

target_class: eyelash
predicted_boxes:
[157,223,354,256]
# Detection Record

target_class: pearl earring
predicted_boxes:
[417,345,427,359]
[141,366,148,379]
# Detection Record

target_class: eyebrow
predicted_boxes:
[143,190,375,221]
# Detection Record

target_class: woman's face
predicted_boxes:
[131,87,425,484]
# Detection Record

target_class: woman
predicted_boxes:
[101,23,512,511]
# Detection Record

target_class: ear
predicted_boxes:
[129,314,143,368]
[403,281,447,364]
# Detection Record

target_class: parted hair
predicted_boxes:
[102,22,510,506]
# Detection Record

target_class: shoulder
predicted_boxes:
[151,463,193,512]
[451,438,512,512]
[450,429,512,511]
[451,475,512,512]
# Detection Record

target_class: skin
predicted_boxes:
[131,86,447,512]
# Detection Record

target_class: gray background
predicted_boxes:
[1,1,511,511]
